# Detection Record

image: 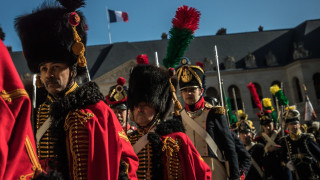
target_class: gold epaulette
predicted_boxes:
[118,129,130,142]
[204,101,213,109]
[211,106,225,115]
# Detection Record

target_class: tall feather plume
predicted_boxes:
[163,5,200,69]
[57,0,85,11]
[247,82,262,111]
[262,97,278,124]
[270,84,288,106]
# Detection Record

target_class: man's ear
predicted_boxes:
[200,88,204,96]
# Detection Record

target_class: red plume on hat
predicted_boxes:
[247,82,262,111]
[163,5,200,69]
[136,54,149,64]
[106,77,128,107]
[196,61,204,70]
[117,77,126,86]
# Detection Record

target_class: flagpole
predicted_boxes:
[154,51,159,67]
[106,7,112,44]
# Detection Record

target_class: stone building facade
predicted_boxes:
[10,19,320,129]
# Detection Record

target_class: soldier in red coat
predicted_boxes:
[14,1,138,179]
[106,77,137,133]
[0,32,42,179]
[127,56,211,179]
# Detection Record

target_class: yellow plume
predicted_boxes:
[270,84,280,95]
[262,98,272,108]
[285,106,295,111]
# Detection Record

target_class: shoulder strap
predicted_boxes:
[132,128,155,154]
[262,132,278,153]
[251,157,264,178]
[36,116,52,144]
[181,109,224,162]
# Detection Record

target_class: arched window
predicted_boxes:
[313,73,320,99]
[206,87,218,99]
[293,77,303,102]
[250,83,263,109]
[271,81,281,106]
[228,85,243,110]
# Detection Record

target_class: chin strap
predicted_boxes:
[133,113,160,131]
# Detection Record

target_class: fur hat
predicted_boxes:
[15,0,87,74]
[176,58,204,90]
[127,64,177,121]
[106,77,128,110]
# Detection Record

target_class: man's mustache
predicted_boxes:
[45,78,59,86]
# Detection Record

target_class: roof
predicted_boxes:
[9,19,320,80]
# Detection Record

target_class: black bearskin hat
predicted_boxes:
[106,77,128,110]
[176,58,204,90]
[14,0,87,74]
[127,64,177,121]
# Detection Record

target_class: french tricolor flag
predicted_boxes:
[108,9,129,23]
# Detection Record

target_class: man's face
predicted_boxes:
[133,102,156,127]
[239,132,253,146]
[181,87,204,105]
[287,123,300,134]
[112,108,128,127]
[262,122,274,135]
[39,62,71,97]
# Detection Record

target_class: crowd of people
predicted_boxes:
[0,0,320,180]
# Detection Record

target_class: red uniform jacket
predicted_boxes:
[128,119,211,179]
[79,101,139,179]
[0,39,41,179]
[38,82,139,180]
[162,132,212,180]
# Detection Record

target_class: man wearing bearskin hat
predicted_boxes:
[127,55,211,179]
[14,1,138,179]
[255,111,290,179]
[0,28,43,180]
[280,108,320,180]
[237,120,265,180]
[176,58,241,180]
[106,77,136,133]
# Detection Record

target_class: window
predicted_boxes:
[313,73,320,99]
[206,87,218,99]
[228,85,243,110]
[293,77,303,102]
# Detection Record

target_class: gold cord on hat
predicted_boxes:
[71,26,86,67]
[169,77,183,116]
[35,75,43,88]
